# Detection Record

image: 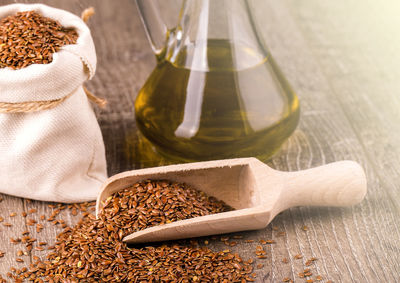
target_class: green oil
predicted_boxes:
[135,39,299,162]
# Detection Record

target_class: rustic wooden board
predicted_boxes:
[0,0,399,282]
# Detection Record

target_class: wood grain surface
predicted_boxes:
[0,0,399,282]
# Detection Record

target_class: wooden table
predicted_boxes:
[0,0,399,282]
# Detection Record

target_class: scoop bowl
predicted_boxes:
[95,158,367,244]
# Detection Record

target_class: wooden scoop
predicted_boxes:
[96,158,367,244]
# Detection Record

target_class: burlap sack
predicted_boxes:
[0,4,107,202]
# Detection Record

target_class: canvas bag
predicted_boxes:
[0,4,107,202]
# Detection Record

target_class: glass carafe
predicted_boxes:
[134,0,300,162]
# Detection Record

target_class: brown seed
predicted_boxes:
[10,238,21,244]
[303,269,312,277]
[26,219,37,226]
[9,212,17,217]
[36,223,44,233]
[305,257,318,266]
[294,254,303,259]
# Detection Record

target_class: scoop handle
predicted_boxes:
[277,161,367,211]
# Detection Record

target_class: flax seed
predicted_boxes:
[11,180,254,282]
[0,11,78,69]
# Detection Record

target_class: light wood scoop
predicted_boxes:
[95,158,367,244]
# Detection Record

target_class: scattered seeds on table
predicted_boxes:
[8,180,254,282]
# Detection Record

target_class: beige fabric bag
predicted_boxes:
[0,4,107,202]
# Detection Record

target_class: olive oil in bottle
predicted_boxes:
[135,39,299,162]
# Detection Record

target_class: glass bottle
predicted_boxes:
[134,0,300,162]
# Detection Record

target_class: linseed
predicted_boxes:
[294,254,303,259]
[0,11,78,69]
[10,180,254,282]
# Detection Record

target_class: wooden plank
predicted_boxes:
[288,0,400,209]
[251,0,400,281]
[0,196,26,276]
